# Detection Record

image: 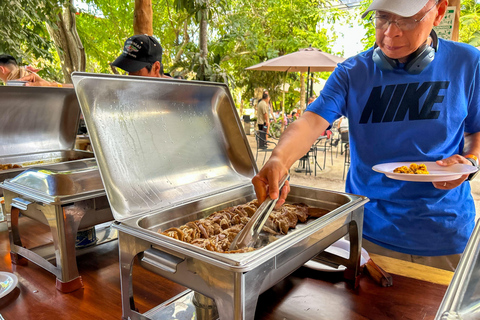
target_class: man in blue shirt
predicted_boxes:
[252,0,480,271]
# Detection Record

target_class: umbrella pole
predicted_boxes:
[306,67,310,105]
[310,74,314,99]
[282,71,287,132]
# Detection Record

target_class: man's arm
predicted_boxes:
[17,73,73,88]
[463,132,480,158]
[252,111,330,204]
[263,111,269,131]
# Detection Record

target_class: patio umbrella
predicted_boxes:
[246,46,345,114]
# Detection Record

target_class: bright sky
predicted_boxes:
[330,23,367,58]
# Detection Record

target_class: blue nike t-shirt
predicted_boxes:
[307,39,480,256]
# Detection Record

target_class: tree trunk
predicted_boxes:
[174,20,191,64]
[46,1,85,83]
[134,0,153,36]
[197,8,208,80]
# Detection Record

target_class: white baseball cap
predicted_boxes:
[361,0,432,19]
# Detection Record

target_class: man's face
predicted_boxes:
[128,61,161,77]
[128,66,156,77]
[375,0,445,62]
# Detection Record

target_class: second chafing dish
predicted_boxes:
[0,86,94,195]
[1,159,114,292]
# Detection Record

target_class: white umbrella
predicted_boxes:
[247,46,345,112]
[246,46,345,72]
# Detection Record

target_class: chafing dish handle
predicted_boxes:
[11,197,32,211]
[140,248,185,274]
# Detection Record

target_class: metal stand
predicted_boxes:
[4,190,116,293]
[115,205,364,320]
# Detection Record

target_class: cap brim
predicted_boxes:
[111,55,150,73]
[361,0,430,19]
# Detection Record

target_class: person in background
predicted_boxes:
[256,91,270,132]
[112,34,168,78]
[252,0,480,271]
[0,54,32,84]
[18,34,169,86]
[307,96,316,106]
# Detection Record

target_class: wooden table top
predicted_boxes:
[0,218,450,320]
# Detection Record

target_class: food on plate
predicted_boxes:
[393,163,429,174]
[159,200,330,253]
[0,163,22,170]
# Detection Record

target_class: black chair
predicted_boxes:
[296,148,313,175]
[343,143,350,180]
[312,136,334,175]
[254,130,277,165]
[339,131,349,156]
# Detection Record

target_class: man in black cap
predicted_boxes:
[112,34,170,78]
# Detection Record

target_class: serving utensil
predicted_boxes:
[229,174,289,251]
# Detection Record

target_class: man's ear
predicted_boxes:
[152,61,161,76]
[433,0,448,26]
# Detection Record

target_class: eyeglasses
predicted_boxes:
[371,2,438,31]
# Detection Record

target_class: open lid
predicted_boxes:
[0,87,80,157]
[2,159,104,204]
[72,72,257,221]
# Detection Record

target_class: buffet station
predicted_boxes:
[0,74,471,320]
[72,72,368,320]
[0,86,114,293]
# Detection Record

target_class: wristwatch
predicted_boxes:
[464,154,479,181]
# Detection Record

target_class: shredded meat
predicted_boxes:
[159,200,330,253]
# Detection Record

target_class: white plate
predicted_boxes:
[303,239,369,272]
[372,161,477,182]
[0,272,18,299]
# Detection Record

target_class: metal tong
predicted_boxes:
[229,174,289,251]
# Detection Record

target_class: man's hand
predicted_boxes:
[252,156,290,208]
[433,155,472,189]
[18,73,56,87]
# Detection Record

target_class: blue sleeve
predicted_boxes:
[465,59,480,134]
[306,64,349,124]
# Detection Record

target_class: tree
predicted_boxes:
[0,0,67,81]
[459,0,480,46]
[46,0,86,83]
[174,0,228,80]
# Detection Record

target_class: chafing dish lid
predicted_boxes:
[72,72,257,221]
[2,159,104,204]
[0,87,81,157]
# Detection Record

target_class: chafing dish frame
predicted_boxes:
[115,184,367,320]
[2,160,115,293]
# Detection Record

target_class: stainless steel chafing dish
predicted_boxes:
[0,86,94,194]
[1,158,115,292]
[436,220,480,320]
[72,72,368,320]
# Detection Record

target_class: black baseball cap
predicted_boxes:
[112,34,163,72]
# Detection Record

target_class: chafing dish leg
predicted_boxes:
[117,231,151,320]
[42,205,84,292]
[7,207,28,265]
[343,219,362,288]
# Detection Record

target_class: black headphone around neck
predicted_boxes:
[372,30,438,74]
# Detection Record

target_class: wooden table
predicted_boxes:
[0,217,451,320]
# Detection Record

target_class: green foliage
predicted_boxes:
[0,0,68,80]
[459,0,480,47]
[76,1,135,74]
